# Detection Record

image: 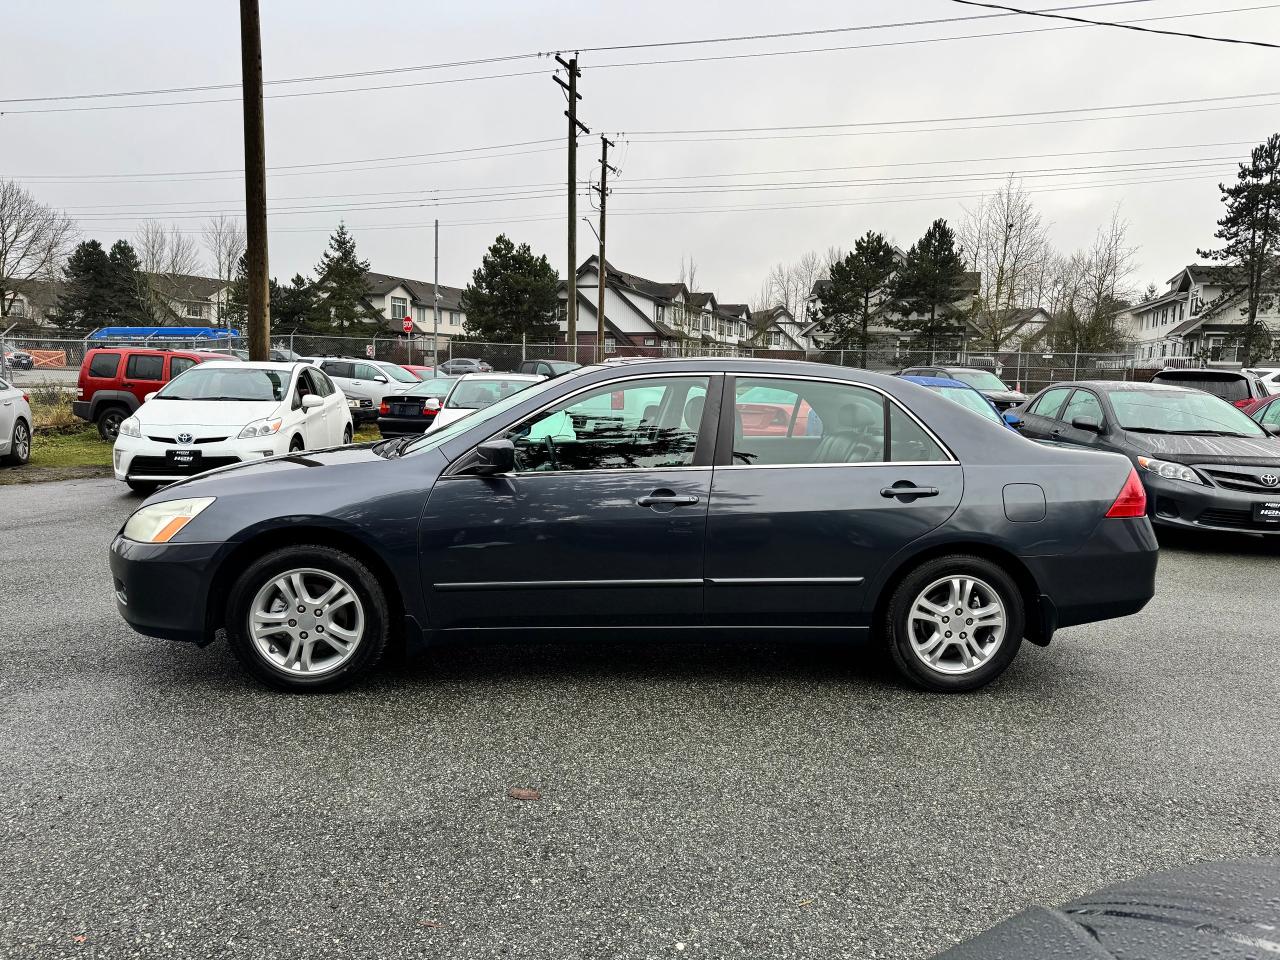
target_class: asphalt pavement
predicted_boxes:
[1,477,1277,959]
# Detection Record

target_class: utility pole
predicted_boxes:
[239,0,270,361]
[554,55,588,362]
[594,135,616,363]
[432,218,440,378]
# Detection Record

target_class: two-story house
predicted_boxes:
[362,271,467,349]
[1127,264,1278,363]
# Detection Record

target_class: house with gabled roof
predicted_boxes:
[361,271,467,347]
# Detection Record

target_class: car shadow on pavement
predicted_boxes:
[1156,527,1280,557]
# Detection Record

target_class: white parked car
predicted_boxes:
[0,376,33,466]
[425,372,545,434]
[112,361,354,494]
[302,357,419,423]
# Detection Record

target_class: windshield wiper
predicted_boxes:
[1166,429,1256,437]
[372,435,416,459]
[1123,426,1175,434]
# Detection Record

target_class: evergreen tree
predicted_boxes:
[460,234,560,342]
[814,231,898,366]
[275,274,315,329]
[889,219,971,351]
[56,240,115,329]
[107,239,149,323]
[310,222,380,334]
[1197,132,1280,365]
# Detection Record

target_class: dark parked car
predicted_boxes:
[4,350,35,371]
[109,359,1157,693]
[376,375,458,437]
[1016,379,1280,534]
[518,359,582,378]
[1149,367,1269,409]
[438,357,493,375]
[896,365,1027,410]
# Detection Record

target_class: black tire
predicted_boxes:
[289,434,305,452]
[3,418,30,466]
[342,425,352,445]
[96,406,128,443]
[126,479,159,495]
[883,554,1024,693]
[223,545,389,692]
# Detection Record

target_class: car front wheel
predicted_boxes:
[224,545,389,691]
[884,555,1024,692]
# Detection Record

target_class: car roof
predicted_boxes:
[1152,367,1251,380]
[197,360,300,372]
[900,375,973,389]
[1040,379,1196,394]
[455,372,542,381]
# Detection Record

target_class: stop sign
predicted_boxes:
[402,316,414,334]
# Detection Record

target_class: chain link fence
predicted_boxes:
[0,329,1172,396]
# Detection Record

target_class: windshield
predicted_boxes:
[405,376,458,397]
[377,363,419,384]
[1110,389,1264,436]
[951,370,1011,391]
[446,377,540,410]
[403,374,573,455]
[155,367,286,402]
[933,386,1002,423]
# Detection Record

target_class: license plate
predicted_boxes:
[391,404,419,416]
[166,448,201,468]
[1253,501,1280,524]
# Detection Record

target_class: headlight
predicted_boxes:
[1137,456,1203,484]
[118,416,142,438]
[122,497,216,543]
[238,417,282,439]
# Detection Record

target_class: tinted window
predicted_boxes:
[169,356,197,377]
[125,354,164,381]
[1029,387,1071,419]
[732,377,884,465]
[1152,372,1249,402]
[890,404,949,462]
[321,361,355,379]
[1061,390,1104,425]
[88,352,121,378]
[505,376,709,473]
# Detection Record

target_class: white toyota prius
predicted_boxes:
[113,361,354,493]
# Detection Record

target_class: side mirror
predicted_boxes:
[144,392,158,403]
[424,397,441,412]
[1002,411,1024,429]
[473,439,515,475]
[373,375,388,384]
[1071,415,1103,433]
[301,394,323,410]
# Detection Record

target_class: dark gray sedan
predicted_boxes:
[109,359,1158,693]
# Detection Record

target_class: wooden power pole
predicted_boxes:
[594,135,616,363]
[240,0,270,360]
[554,55,587,361]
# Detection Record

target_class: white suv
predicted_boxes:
[306,358,418,422]
[112,361,353,494]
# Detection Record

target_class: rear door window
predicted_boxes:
[88,352,121,378]
[125,354,164,382]
[321,361,355,380]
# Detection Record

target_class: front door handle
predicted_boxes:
[636,492,701,508]
[880,482,940,500]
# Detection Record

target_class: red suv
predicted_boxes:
[73,348,209,441]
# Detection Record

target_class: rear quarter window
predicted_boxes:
[87,352,121,378]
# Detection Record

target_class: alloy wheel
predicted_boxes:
[248,568,365,676]
[14,422,30,462]
[907,575,1006,676]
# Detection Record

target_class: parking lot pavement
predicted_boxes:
[5,367,78,389]
[1,478,1277,960]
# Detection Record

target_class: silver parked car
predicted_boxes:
[0,376,33,466]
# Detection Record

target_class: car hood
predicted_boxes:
[137,398,281,428]
[1124,430,1280,466]
[982,389,1028,404]
[155,441,418,496]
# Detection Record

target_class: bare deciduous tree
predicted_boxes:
[0,180,76,319]
[758,250,827,318]
[202,215,246,326]
[960,177,1051,351]
[136,220,203,278]
[677,255,699,293]
[1050,208,1138,352]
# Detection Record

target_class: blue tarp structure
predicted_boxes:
[87,326,241,341]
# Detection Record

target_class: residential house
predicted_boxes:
[966,307,1053,351]
[362,271,467,348]
[1127,264,1279,363]
[749,305,809,351]
[0,273,230,329]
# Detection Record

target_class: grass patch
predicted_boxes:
[31,424,111,468]
[27,387,82,432]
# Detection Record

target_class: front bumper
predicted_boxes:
[1144,473,1280,534]
[114,434,283,483]
[109,535,221,644]
[346,398,378,423]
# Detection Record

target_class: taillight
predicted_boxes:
[22,393,29,403]
[1105,468,1147,518]
[1233,399,1254,409]
[378,401,389,415]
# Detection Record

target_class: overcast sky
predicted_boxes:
[5,0,1279,304]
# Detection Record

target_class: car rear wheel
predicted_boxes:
[884,555,1023,692]
[96,406,127,443]
[3,418,30,466]
[342,425,352,445]
[224,546,388,692]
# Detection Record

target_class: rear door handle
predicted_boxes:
[636,493,701,507]
[880,483,939,500]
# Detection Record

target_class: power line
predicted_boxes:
[949,0,1280,48]
[0,1,1147,106]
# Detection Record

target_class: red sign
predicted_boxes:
[402,316,414,334]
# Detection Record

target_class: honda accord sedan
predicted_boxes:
[109,359,1158,693]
